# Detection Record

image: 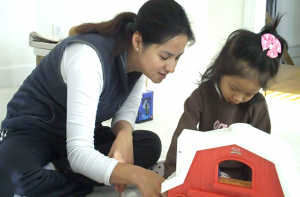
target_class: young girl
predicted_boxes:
[164,15,288,179]
[0,0,195,196]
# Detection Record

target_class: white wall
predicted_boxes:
[148,1,245,115]
[0,0,253,94]
[207,0,245,61]
[34,0,212,114]
[0,0,247,108]
[147,0,209,115]
[32,0,246,123]
[36,0,147,39]
[277,0,300,66]
[0,0,36,67]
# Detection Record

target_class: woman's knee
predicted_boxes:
[135,130,161,151]
[133,130,162,165]
[148,131,162,157]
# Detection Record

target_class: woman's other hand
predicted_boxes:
[135,168,167,197]
[110,163,167,197]
[109,121,134,194]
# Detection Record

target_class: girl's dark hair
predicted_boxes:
[75,0,195,59]
[200,14,288,89]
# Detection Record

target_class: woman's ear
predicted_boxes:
[132,31,143,51]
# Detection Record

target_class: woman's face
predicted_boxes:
[219,75,261,104]
[134,34,188,84]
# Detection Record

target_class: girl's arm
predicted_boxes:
[248,97,271,134]
[164,87,204,178]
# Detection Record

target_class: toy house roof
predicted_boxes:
[161,123,300,196]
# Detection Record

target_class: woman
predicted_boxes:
[0,0,195,196]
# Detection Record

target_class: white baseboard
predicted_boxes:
[0,64,35,89]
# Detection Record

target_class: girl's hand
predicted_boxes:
[108,129,134,195]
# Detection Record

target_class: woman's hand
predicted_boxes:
[109,121,134,194]
[134,168,167,197]
[108,130,133,194]
[108,129,134,165]
[110,163,167,197]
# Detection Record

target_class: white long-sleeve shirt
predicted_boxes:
[60,42,146,185]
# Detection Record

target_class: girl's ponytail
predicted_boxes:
[198,14,289,88]
[260,14,288,60]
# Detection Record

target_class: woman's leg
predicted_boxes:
[0,130,93,197]
[132,130,162,168]
[49,126,162,187]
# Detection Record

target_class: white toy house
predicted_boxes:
[162,123,300,197]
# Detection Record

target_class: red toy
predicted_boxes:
[162,123,300,197]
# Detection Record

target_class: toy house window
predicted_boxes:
[218,160,252,188]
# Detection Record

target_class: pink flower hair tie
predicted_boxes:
[261,33,282,58]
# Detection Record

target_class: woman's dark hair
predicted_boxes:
[75,0,195,59]
[199,14,288,89]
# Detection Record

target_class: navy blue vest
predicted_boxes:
[1,33,142,137]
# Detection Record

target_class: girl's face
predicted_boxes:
[133,34,188,84]
[219,75,261,104]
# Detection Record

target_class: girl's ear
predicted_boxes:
[132,31,143,51]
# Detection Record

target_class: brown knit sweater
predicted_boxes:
[164,81,271,178]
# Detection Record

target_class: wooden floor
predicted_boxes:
[263,64,300,103]
[264,91,300,103]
